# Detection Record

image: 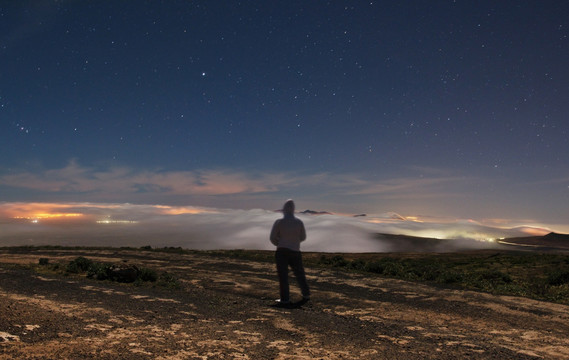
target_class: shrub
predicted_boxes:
[66,256,94,273]
[478,269,512,284]
[317,255,348,267]
[364,261,385,274]
[330,255,348,267]
[421,266,442,281]
[38,258,49,266]
[382,261,403,276]
[161,247,184,254]
[318,255,332,265]
[548,271,569,286]
[439,271,463,284]
[157,272,180,289]
[405,263,439,280]
[87,262,112,280]
[66,261,80,273]
[139,267,158,282]
[349,259,367,271]
[107,264,139,283]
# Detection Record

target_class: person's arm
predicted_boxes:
[299,221,306,242]
[270,220,280,246]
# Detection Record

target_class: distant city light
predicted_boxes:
[96,219,139,224]
[13,213,83,220]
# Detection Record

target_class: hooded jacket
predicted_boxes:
[270,200,306,251]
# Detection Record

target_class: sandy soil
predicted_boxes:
[1,248,569,359]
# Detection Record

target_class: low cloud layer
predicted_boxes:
[0,202,555,252]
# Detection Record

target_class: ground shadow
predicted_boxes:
[270,298,310,309]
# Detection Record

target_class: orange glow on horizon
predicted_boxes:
[13,213,84,220]
[0,202,218,220]
[519,227,550,236]
[2,202,87,221]
[154,205,218,215]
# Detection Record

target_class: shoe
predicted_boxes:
[302,295,310,301]
[275,299,290,305]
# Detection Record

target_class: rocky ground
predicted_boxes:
[1,248,569,359]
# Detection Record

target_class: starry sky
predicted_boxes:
[1,1,568,230]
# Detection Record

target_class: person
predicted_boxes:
[270,199,310,305]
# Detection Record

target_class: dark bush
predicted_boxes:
[331,255,348,267]
[318,255,349,267]
[158,272,180,289]
[139,267,158,282]
[161,247,184,254]
[87,262,112,280]
[66,256,94,273]
[548,271,569,286]
[382,261,403,276]
[318,255,332,265]
[421,267,442,281]
[349,259,367,271]
[440,271,463,284]
[408,266,422,277]
[66,261,80,273]
[38,258,49,266]
[107,264,139,283]
[478,269,512,284]
[364,261,385,274]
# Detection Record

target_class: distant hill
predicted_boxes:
[498,232,569,250]
[300,210,332,215]
[375,232,569,253]
[386,212,406,221]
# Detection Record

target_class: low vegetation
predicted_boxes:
[147,247,569,304]
[38,255,180,289]
[3,245,569,304]
[313,252,569,304]
[177,248,569,304]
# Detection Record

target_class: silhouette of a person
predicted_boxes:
[270,199,310,304]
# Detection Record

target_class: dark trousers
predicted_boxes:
[275,248,310,302]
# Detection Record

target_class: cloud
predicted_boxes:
[0,161,288,199]
[344,175,466,198]
[0,202,558,252]
[1,161,566,226]
[0,161,470,205]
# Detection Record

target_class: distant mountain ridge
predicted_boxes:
[300,210,332,215]
[277,209,406,220]
[374,232,569,253]
[498,232,569,250]
[273,209,332,215]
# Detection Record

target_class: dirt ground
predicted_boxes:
[1,248,569,359]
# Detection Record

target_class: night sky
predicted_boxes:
[1,1,568,230]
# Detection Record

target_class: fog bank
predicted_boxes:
[0,203,552,252]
